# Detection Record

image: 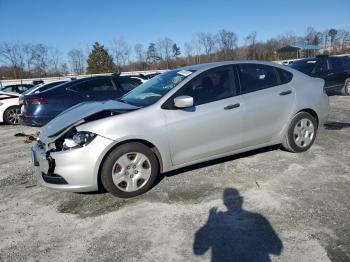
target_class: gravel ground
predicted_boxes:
[0,96,349,262]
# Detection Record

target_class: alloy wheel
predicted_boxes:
[293,118,315,148]
[111,152,152,192]
[6,107,21,124]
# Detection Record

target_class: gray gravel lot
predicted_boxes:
[0,96,349,262]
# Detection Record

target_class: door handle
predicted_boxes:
[279,90,292,96]
[224,103,240,110]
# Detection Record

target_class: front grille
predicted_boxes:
[42,173,68,185]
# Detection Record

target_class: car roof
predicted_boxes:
[176,60,288,72]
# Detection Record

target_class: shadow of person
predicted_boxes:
[193,188,283,262]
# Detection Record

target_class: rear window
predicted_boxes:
[69,78,116,92]
[2,86,15,92]
[41,81,65,91]
[277,68,293,84]
[329,57,345,70]
[117,78,141,92]
[290,59,319,75]
[238,64,280,93]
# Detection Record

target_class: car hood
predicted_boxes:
[41,100,138,140]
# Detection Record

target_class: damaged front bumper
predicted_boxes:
[32,135,114,192]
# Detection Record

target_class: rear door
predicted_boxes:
[238,63,294,146]
[162,65,244,166]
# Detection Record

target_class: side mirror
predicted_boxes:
[174,95,194,108]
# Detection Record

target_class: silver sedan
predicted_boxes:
[32,61,329,198]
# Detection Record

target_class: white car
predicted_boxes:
[0,91,21,125]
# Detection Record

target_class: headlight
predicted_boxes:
[63,131,97,150]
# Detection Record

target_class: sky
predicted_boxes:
[1,0,350,58]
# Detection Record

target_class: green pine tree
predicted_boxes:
[172,43,181,58]
[87,42,116,74]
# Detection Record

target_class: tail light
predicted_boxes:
[25,97,48,105]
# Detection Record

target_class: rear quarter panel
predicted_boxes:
[290,71,329,125]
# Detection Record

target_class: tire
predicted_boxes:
[101,142,159,198]
[282,112,318,153]
[341,78,350,96]
[3,106,21,125]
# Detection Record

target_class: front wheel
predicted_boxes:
[4,106,21,125]
[282,112,318,153]
[101,142,159,198]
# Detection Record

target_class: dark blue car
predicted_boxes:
[21,75,142,126]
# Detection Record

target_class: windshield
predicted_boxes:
[290,59,319,75]
[120,69,195,107]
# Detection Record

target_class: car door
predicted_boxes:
[238,63,294,147]
[162,66,244,166]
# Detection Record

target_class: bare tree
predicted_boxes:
[183,42,194,65]
[134,43,145,63]
[30,44,50,76]
[112,38,131,72]
[68,48,86,75]
[192,35,202,64]
[245,31,258,59]
[48,47,62,73]
[336,29,350,52]
[276,32,298,47]
[304,26,318,45]
[216,29,238,59]
[60,63,69,75]
[157,37,174,68]
[197,32,216,56]
[0,42,25,78]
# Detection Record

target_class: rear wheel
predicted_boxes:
[101,142,159,198]
[341,79,350,96]
[282,112,317,153]
[4,106,21,125]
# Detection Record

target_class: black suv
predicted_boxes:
[290,55,350,95]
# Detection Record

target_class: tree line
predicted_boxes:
[0,26,349,79]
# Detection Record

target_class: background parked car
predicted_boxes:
[21,75,142,126]
[0,91,21,124]
[1,84,34,94]
[290,55,350,95]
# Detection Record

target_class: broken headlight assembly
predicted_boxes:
[62,131,97,150]
[49,129,97,151]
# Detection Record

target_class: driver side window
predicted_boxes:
[178,66,235,106]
